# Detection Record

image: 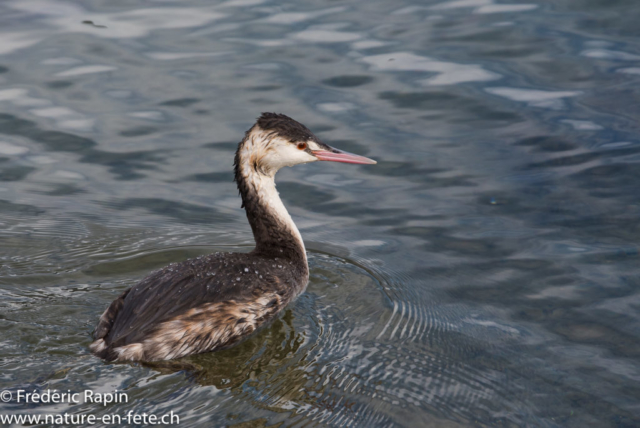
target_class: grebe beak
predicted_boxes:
[312,147,377,165]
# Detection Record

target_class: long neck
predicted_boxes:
[234,131,307,264]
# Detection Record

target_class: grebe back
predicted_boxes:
[90,113,376,362]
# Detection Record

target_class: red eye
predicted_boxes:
[297,142,307,150]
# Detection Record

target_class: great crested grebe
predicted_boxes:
[90,113,376,362]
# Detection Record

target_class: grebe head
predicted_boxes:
[239,113,376,177]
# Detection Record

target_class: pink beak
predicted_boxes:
[312,149,377,165]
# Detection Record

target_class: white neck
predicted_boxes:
[236,129,307,263]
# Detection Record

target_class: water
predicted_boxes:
[0,0,639,426]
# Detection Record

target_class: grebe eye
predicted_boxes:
[297,142,307,150]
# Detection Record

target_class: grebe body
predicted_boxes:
[90,113,375,362]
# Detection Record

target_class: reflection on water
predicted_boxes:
[361,52,501,86]
[1,0,640,426]
[485,87,582,109]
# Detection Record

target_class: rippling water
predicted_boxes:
[1,0,639,426]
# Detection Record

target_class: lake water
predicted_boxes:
[1,0,639,426]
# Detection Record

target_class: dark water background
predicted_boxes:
[1,0,639,426]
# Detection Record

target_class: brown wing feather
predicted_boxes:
[111,293,282,361]
[91,252,302,361]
